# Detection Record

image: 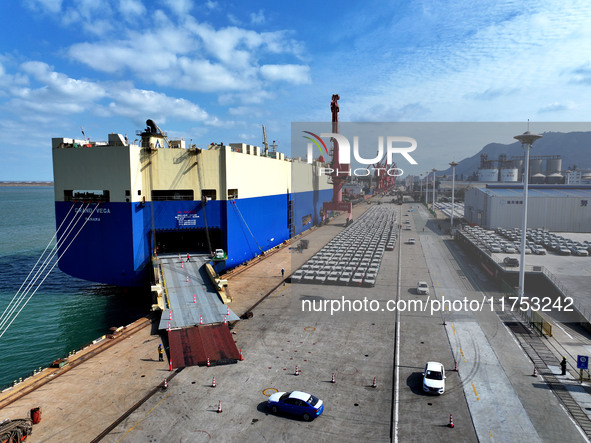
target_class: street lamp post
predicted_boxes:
[513,130,542,319]
[449,161,458,235]
[419,174,423,203]
[425,171,430,206]
[432,168,437,212]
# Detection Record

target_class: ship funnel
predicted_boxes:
[146,119,159,134]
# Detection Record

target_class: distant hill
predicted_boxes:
[440,131,591,179]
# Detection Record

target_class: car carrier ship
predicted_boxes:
[51,120,333,287]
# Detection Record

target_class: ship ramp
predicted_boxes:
[157,254,240,368]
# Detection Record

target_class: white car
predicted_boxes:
[417,281,429,295]
[407,238,416,245]
[423,361,445,395]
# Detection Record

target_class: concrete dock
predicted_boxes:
[2,197,591,442]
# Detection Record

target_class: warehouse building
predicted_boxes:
[464,184,591,232]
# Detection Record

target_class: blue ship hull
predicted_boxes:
[55,189,332,287]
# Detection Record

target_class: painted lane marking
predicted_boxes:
[471,381,480,401]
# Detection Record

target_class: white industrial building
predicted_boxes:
[464,184,591,232]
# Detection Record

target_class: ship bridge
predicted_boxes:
[156,254,240,368]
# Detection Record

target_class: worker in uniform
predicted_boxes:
[561,356,567,375]
[281,268,285,278]
[158,344,164,362]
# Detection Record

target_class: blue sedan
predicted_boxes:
[267,391,324,421]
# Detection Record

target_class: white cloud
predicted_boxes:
[250,10,265,25]
[260,64,310,84]
[163,0,193,16]
[118,0,146,19]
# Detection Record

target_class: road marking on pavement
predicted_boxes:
[271,284,289,299]
[116,393,171,443]
[489,430,493,438]
[263,388,278,396]
[471,381,480,401]
[460,347,467,362]
[553,321,574,339]
[451,323,456,334]
[304,326,316,331]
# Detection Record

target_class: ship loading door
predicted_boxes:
[154,229,223,254]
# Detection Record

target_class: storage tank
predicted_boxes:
[546,157,562,174]
[530,173,546,184]
[529,158,543,176]
[500,168,518,182]
[546,173,563,184]
[478,169,498,182]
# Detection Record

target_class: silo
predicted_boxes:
[500,168,519,182]
[530,173,546,184]
[529,158,543,176]
[546,157,562,174]
[478,169,499,182]
[545,173,563,184]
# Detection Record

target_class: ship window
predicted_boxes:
[138,190,142,196]
[202,189,217,201]
[125,190,130,196]
[228,189,238,199]
[152,190,194,201]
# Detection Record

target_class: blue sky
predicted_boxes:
[1,0,591,180]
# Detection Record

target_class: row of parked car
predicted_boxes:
[464,225,590,257]
[291,206,397,287]
[497,227,590,256]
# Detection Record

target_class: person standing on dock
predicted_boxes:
[281,268,285,278]
[158,344,164,361]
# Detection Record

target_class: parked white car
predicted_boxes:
[423,361,445,394]
[417,281,429,295]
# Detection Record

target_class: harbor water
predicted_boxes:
[0,186,150,389]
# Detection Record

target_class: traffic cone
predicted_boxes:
[181,261,184,269]
[186,274,189,282]
[227,305,230,316]
[372,377,377,388]
[239,349,243,361]
[224,315,227,325]
[331,373,335,383]
[212,376,216,388]
[200,314,203,325]
[217,400,222,413]
[532,366,538,377]
[207,357,210,367]
[169,360,173,371]
[167,321,171,332]
[164,377,168,389]
[449,413,454,428]
[169,311,172,320]
[193,294,196,303]
[295,365,300,376]
[178,253,181,261]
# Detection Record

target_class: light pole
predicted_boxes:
[425,171,430,206]
[432,168,437,212]
[449,161,458,235]
[419,174,423,203]
[513,130,542,318]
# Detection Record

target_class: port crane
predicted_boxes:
[321,94,353,224]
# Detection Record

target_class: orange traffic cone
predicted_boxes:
[212,376,216,388]
[239,349,243,361]
[186,274,189,282]
[181,261,184,269]
[200,314,203,325]
[532,366,538,377]
[164,377,168,389]
[217,400,222,413]
[449,413,454,428]
[372,377,377,388]
[295,365,300,376]
[193,294,196,303]
[169,360,173,371]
